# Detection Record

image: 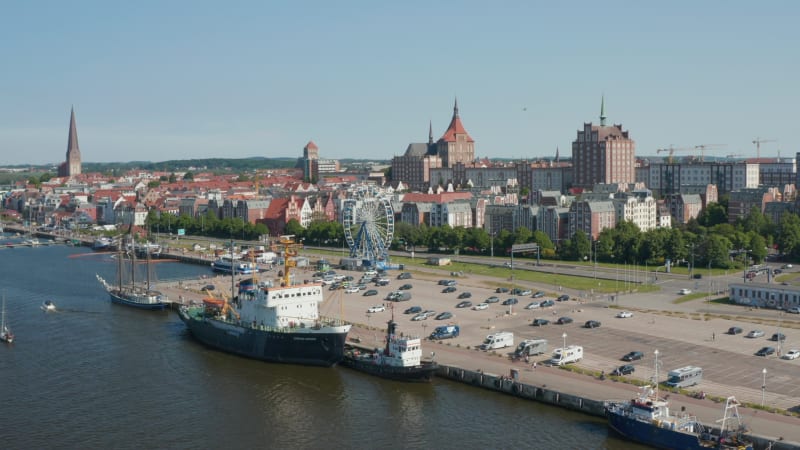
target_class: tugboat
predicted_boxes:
[604,351,753,450]
[341,312,438,382]
[179,236,350,367]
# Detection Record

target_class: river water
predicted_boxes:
[0,239,644,449]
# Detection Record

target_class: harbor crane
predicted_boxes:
[694,144,726,162]
[752,138,777,159]
[656,145,694,164]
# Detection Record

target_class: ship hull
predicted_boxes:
[108,291,168,311]
[340,356,438,382]
[179,310,348,367]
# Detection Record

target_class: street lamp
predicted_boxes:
[490,231,496,259]
[761,368,767,406]
[562,332,567,350]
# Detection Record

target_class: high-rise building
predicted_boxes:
[571,98,634,189]
[58,107,82,177]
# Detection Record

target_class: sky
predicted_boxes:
[1,1,798,165]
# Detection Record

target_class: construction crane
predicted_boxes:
[752,137,777,159]
[694,144,726,162]
[656,145,694,164]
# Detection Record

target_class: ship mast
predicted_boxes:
[279,235,302,287]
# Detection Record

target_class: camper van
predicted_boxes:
[480,332,514,350]
[549,345,583,366]
[513,339,548,357]
[665,366,703,388]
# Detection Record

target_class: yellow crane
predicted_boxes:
[694,144,726,162]
[656,145,694,164]
[752,137,777,159]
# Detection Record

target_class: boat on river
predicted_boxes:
[96,236,168,310]
[179,236,350,367]
[41,300,56,312]
[1,294,13,344]
[341,315,438,382]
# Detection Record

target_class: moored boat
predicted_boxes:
[96,236,168,310]
[92,236,113,251]
[604,351,753,449]
[341,315,438,382]
[179,236,351,367]
[211,255,258,275]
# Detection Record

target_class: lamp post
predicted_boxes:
[654,349,660,398]
[761,368,767,407]
[490,231,496,259]
[562,332,567,350]
[592,239,597,279]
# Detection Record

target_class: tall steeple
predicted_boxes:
[65,106,82,176]
[453,97,459,118]
[428,120,433,145]
[599,95,607,126]
[555,146,560,162]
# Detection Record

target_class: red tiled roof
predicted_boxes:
[305,140,318,150]
[439,114,474,143]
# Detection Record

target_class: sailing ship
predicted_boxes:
[179,235,351,367]
[1,294,14,344]
[604,351,753,449]
[341,314,438,382]
[96,236,169,310]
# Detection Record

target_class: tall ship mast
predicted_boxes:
[96,235,169,310]
[178,235,351,367]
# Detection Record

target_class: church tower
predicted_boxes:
[64,107,82,176]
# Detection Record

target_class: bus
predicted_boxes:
[665,366,703,388]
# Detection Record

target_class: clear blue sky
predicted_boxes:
[1,1,797,165]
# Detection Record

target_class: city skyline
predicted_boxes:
[0,1,797,165]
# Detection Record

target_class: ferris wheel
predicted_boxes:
[342,193,394,264]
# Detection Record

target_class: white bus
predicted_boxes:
[665,366,703,388]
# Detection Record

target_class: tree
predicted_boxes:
[778,214,800,258]
[697,202,728,227]
[183,171,194,181]
[168,173,177,183]
[147,180,161,188]
[285,219,304,237]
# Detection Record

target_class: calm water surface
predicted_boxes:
[0,240,645,449]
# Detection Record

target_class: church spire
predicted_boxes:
[599,95,607,126]
[453,97,459,118]
[428,120,433,145]
[555,146,560,162]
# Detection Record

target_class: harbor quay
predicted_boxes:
[150,249,800,449]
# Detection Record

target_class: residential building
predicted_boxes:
[568,200,616,240]
[571,98,635,189]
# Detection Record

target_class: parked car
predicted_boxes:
[397,272,412,280]
[679,288,692,295]
[727,327,743,335]
[771,333,786,342]
[363,289,378,296]
[376,280,390,286]
[502,298,519,305]
[485,296,500,303]
[539,300,555,307]
[456,301,473,308]
[399,284,413,290]
[445,280,457,286]
[557,317,573,325]
[458,292,472,299]
[557,294,570,302]
[786,307,800,314]
[472,303,489,311]
[496,287,510,293]
[442,286,457,293]
[518,289,532,296]
[203,284,215,291]
[611,364,636,376]
[344,286,360,294]
[404,306,422,314]
[411,313,428,321]
[755,346,776,357]
[367,305,386,313]
[525,301,540,310]
[746,330,765,338]
[782,349,800,360]
[438,279,450,285]
[531,318,550,326]
[584,320,601,328]
[622,351,644,361]
[435,312,453,320]
[782,264,793,269]
[616,311,633,318]
[532,291,545,298]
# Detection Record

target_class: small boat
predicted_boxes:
[341,314,438,382]
[1,294,13,344]
[211,255,259,275]
[92,237,113,251]
[604,350,753,449]
[41,300,56,312]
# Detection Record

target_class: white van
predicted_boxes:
[363,270,378,278]
[480,332,514,350]
[665,366,703,388]
[549,345,583,366]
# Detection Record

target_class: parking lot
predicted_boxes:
[319,264,800,409]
